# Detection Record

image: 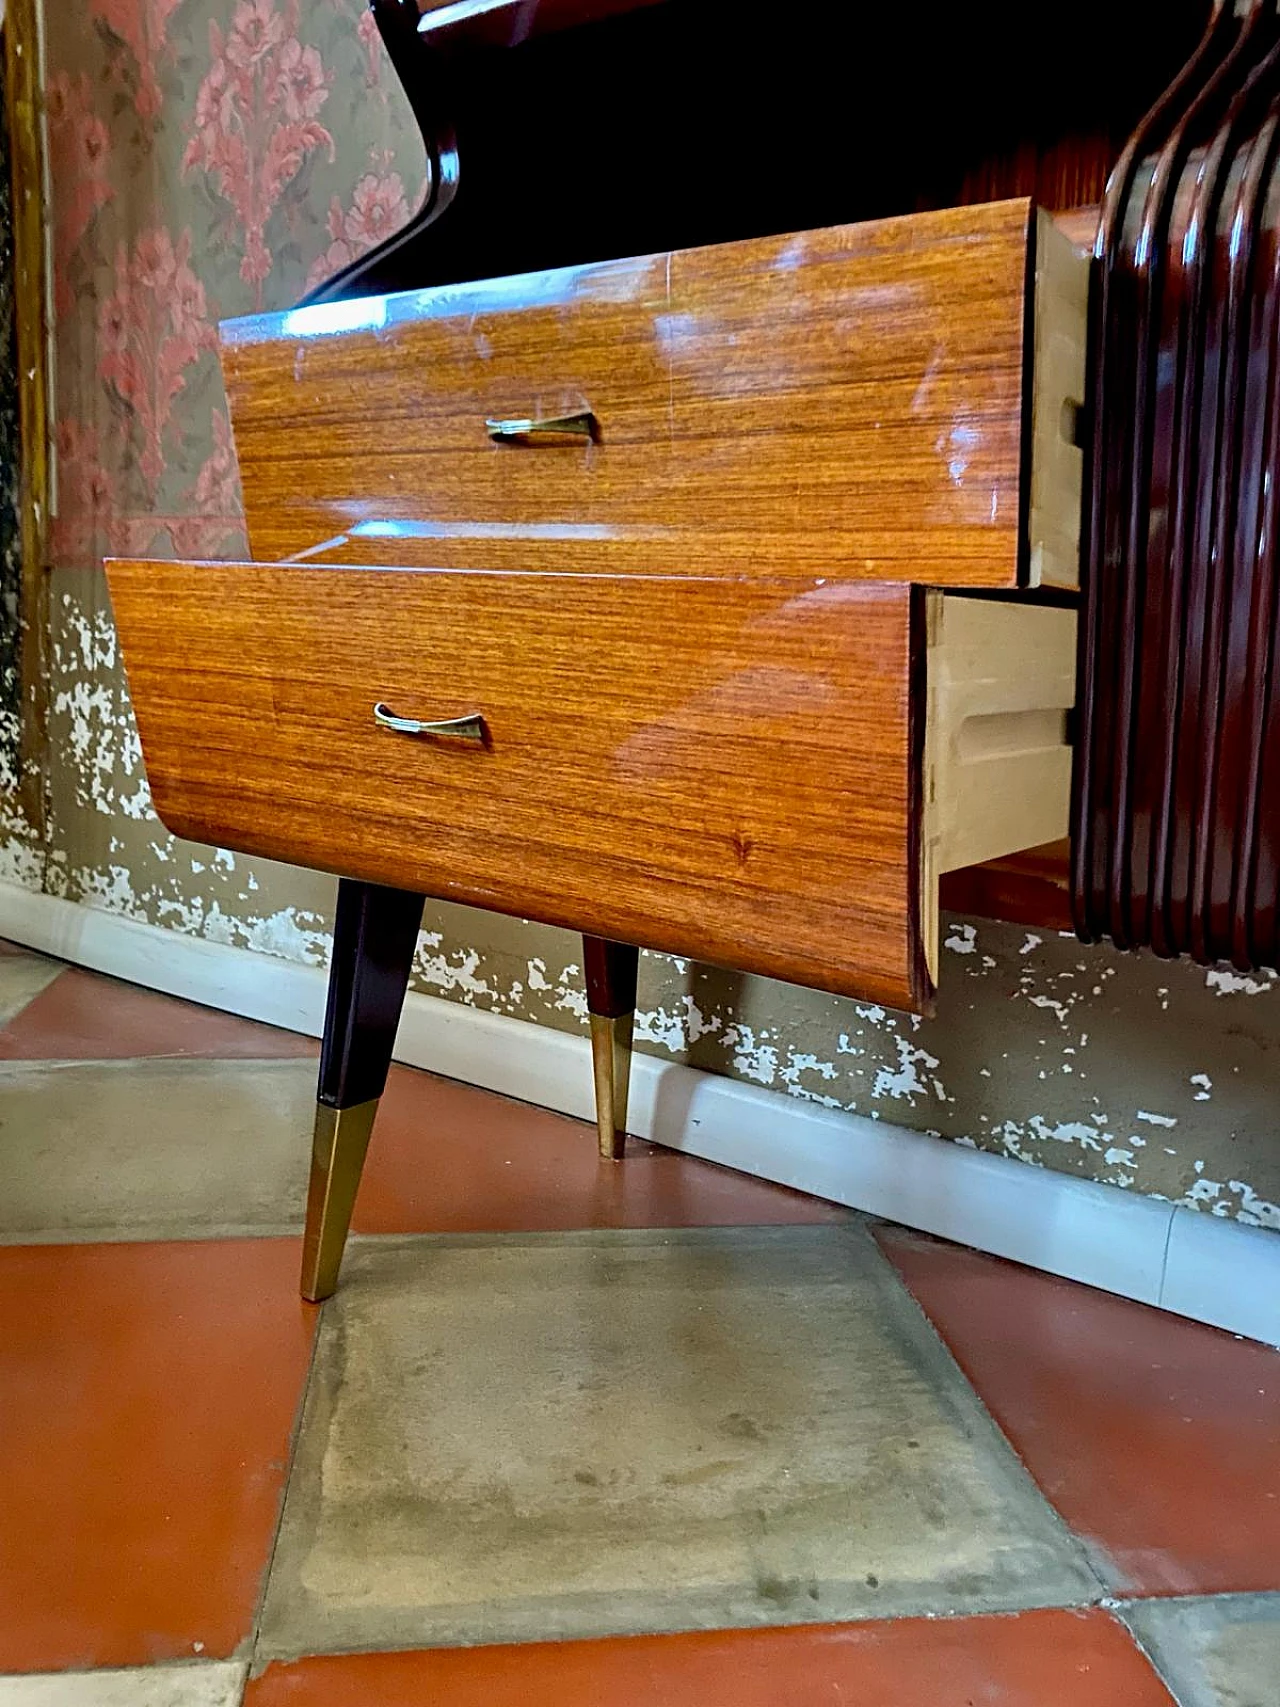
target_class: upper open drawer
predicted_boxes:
[220,200,1087,590]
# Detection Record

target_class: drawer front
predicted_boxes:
[220,200,1047,586]
[108,561,928,1010]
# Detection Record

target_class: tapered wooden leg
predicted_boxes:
[583,936,638,1160]
[301,878,424,1301]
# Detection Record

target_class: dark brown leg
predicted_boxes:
[300,878,424,1301]
[583,936,638,1160]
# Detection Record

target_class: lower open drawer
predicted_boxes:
[106,559,1075,1013]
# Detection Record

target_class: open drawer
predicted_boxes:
[219,200,1087,591]
[106,558,1075,1014]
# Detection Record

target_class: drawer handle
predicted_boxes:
[485,410,597,443]
[373,702,486,742]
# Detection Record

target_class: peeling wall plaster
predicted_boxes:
[22,570,1280,1233]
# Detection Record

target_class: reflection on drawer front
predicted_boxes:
[220,200,1085,589]
[108,562,926,1009]
[108,560,1078,1014]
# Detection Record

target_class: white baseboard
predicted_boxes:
[1,877,1277,1346]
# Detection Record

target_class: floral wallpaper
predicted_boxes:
[5,0,1279,1232]
[45,0,423,571]
[25,0,429,928]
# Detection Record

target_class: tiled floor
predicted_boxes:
[0,942,1276,1704]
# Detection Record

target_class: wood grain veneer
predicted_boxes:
[220,200,1085,589]
[107,561,930,1010]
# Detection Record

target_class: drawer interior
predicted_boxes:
[921,593,1077,983]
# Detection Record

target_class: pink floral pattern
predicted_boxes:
[166,513,251,560]
[193,408,244,517]
[45,0,424,568]
[46,73,114,317]
[90,0,184,119]
[51,419,112,564]
[305,166,410,290]
[183,0,335,305]
[356,9,386,90]
[99,228,218,489]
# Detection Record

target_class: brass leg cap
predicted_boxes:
[590,1010,633,1161]
[299,1097,379,1302]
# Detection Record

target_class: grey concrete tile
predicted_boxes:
[260,1223,1096,1658]
[0,953,62,1026]
[0,1058,313,1242]
[0,1663,245,1705]
[1125,1594,1280,1707]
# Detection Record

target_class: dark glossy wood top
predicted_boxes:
[327,2,1205,304]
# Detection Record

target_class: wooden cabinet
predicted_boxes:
[106,192,1087,1298]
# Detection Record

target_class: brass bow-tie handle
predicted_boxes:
[373,703,486,742]
[485,410,597,443]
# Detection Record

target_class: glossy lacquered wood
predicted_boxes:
[318,880,424,1111]
[220,200,1082,588]
[1071,3,1280,973]
[108,561,929,1010]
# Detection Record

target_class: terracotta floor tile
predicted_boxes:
[352,1064,850,1235]
[0,1239,316,1671]
[0,966,317,1061]
[877,1227,1280,1595]
[246,1609,1174,1706]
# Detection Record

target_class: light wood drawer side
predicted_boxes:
[922,593,1077,981]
